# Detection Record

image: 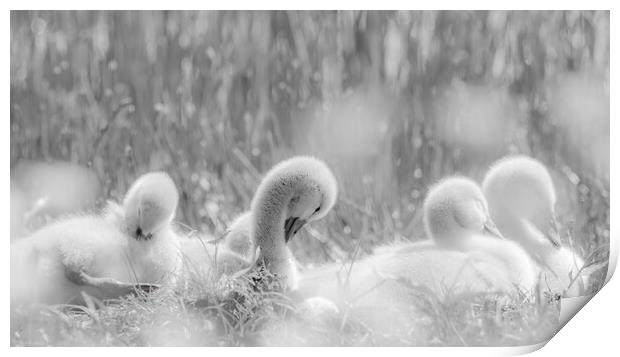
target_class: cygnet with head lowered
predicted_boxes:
[249,156,338,289]
[482,155,588,296]
[297,176,538,336]
[423,176,538,289]
[11,172,182,305]
[299,176,538,302]
[179,156,338,292]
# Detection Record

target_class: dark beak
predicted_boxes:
[135,227,153,241]
[284,217,307,243]
[483,219,505,239]
[546,217,562,249]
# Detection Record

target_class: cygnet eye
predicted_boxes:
[475,200,485,213]
[314,206,321,214]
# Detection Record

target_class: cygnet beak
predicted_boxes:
[135,227,153,241]
[546,217,562,249]
[284,216,307,243]
[483,219,505,239]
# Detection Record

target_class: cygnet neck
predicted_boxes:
[252,175,298,266]
[515,217,558,256]
[434,230,482,251]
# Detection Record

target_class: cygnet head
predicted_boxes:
[423,176,503,247]
[482,155,561,248]
[251,156,338,251]
[297,297,340,326]
[122,172,179,241]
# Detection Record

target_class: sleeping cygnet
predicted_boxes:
[11,172,182,305]
[483,155,589,297]
[296,176,539,337]
[299,176,538,304]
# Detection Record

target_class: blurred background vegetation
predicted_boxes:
[10,11,609,288]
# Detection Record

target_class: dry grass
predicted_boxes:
[11,269,562,346]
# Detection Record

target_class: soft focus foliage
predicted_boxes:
[10,10,609,346]
[10,161,100,238]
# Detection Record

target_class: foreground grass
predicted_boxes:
[11,266,564,347]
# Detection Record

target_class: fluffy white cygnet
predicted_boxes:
[178,212,259,292]
[222,212,253,258]
[11,172,182,305]
[178,233,249,291]
[179,156,338,292]
[296,296,340,326]
[297,176,537,336]
[299,176,538,304]
[249,156,338,290]
[483,155,588,297]
[422,176,538,290]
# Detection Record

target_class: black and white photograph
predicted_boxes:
[9,9,611,347]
